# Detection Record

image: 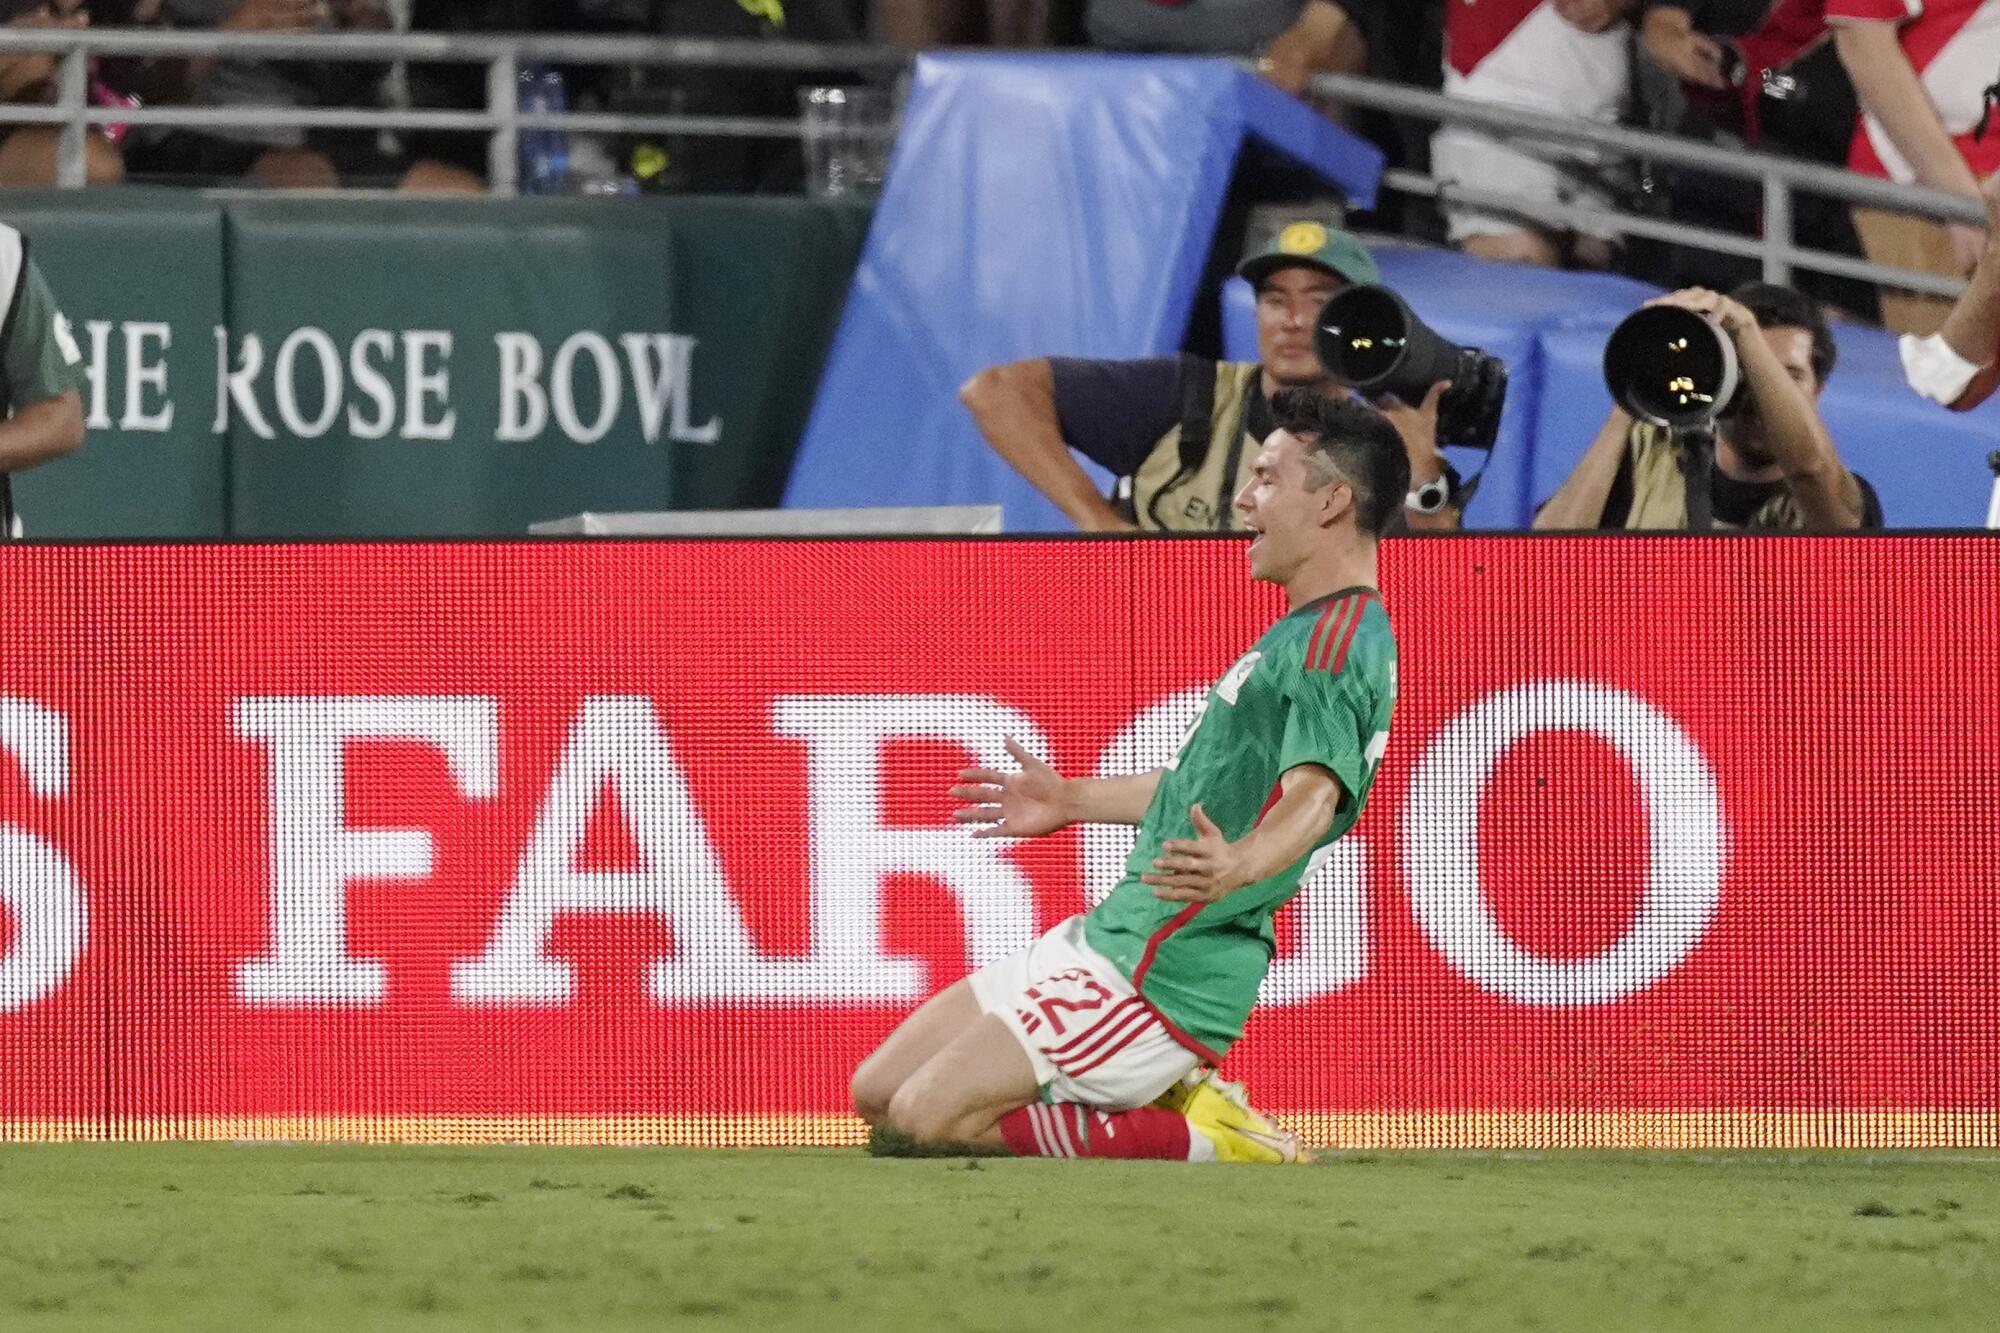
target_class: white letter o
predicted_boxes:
[1406,680,1724,1006]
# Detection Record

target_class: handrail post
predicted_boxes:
[1762,170,1793,285]
[55,46,87,190]
[487,48,519,198]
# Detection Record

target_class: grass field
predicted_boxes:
[1,1146,1997,1330]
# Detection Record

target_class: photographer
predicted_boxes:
[1534,282,1882,529]
[960,222,1463,533]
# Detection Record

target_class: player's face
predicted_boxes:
[1234,430,1346,581]
[1256,266,1344,387]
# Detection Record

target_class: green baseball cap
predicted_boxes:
[1236,221,1379,289]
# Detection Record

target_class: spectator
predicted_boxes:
[0,1,124,186]
[1641,1,1833,149]
[0,220,86,532]
[118,0,482,192]
[1628,1,1878,318]
[1534,282,1882,528]
[1830,0,2000,334]
[1260,0,1445,240]
[1089,0,1425,247]
[1900,170,2000,407]
[1431,0,1635,269]
[959,222,1463,533]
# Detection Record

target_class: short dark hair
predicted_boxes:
[1730,281,1836,385]
[1268,388,1411,538]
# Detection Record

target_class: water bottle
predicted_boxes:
[518,64,572,195]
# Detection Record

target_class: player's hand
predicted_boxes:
[949,737,1072,840]
[1143,804,1248,903]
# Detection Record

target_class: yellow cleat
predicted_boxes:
[1183,1075,1310,1165]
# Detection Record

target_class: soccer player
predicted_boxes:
[851,388,1408,1163]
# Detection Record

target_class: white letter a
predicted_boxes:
[453,696,778,1003]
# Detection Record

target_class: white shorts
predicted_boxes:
[968,915,1199,1109]
[1430,126,1618,243]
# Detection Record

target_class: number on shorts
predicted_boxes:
[1020,967,1116,1039]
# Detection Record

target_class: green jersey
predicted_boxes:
[1083,586,1396,1059]
[0,233,85,413]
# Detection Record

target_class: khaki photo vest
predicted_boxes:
[1126,359,1263,533]
[1619,421,1804,530]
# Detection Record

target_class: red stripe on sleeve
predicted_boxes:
[1255,780,1284,820]
[1304,601,1340,668]
[1329,592,1372,674]
[1311,597,1355,671]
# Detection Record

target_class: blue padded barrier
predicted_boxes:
[783,53,1383,530]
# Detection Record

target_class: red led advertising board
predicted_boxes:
[0,538,1991,1147]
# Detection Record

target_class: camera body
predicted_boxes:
[1312,285,1508,450]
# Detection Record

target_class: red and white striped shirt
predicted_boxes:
[1444,0,1630,123]
[1826,0,2000,181]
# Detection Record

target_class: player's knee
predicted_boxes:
[849,1058,895,1125]
[884,1081,956,1144]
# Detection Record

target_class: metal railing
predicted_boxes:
[0,27,906,195]
[0,29,1975,299]
[1304,69,1981,299]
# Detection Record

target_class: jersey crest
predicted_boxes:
[1214,651,1261,706]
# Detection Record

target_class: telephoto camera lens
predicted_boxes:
[1601,305,1740,431]
[1316,286,1457,396]
[1314,285,1508,450]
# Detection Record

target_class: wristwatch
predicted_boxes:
[1406,475,1451,515]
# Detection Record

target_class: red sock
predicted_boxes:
[998,1104,1192,1160]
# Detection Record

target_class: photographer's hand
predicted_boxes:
[961,359,1138,534]
[1376,380,1459,531]
[1643,286,1752,335]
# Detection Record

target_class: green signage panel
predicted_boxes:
[0,190,865,537]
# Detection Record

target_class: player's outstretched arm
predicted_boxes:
[1143,765,1342,903]
[950,738,1161,838]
